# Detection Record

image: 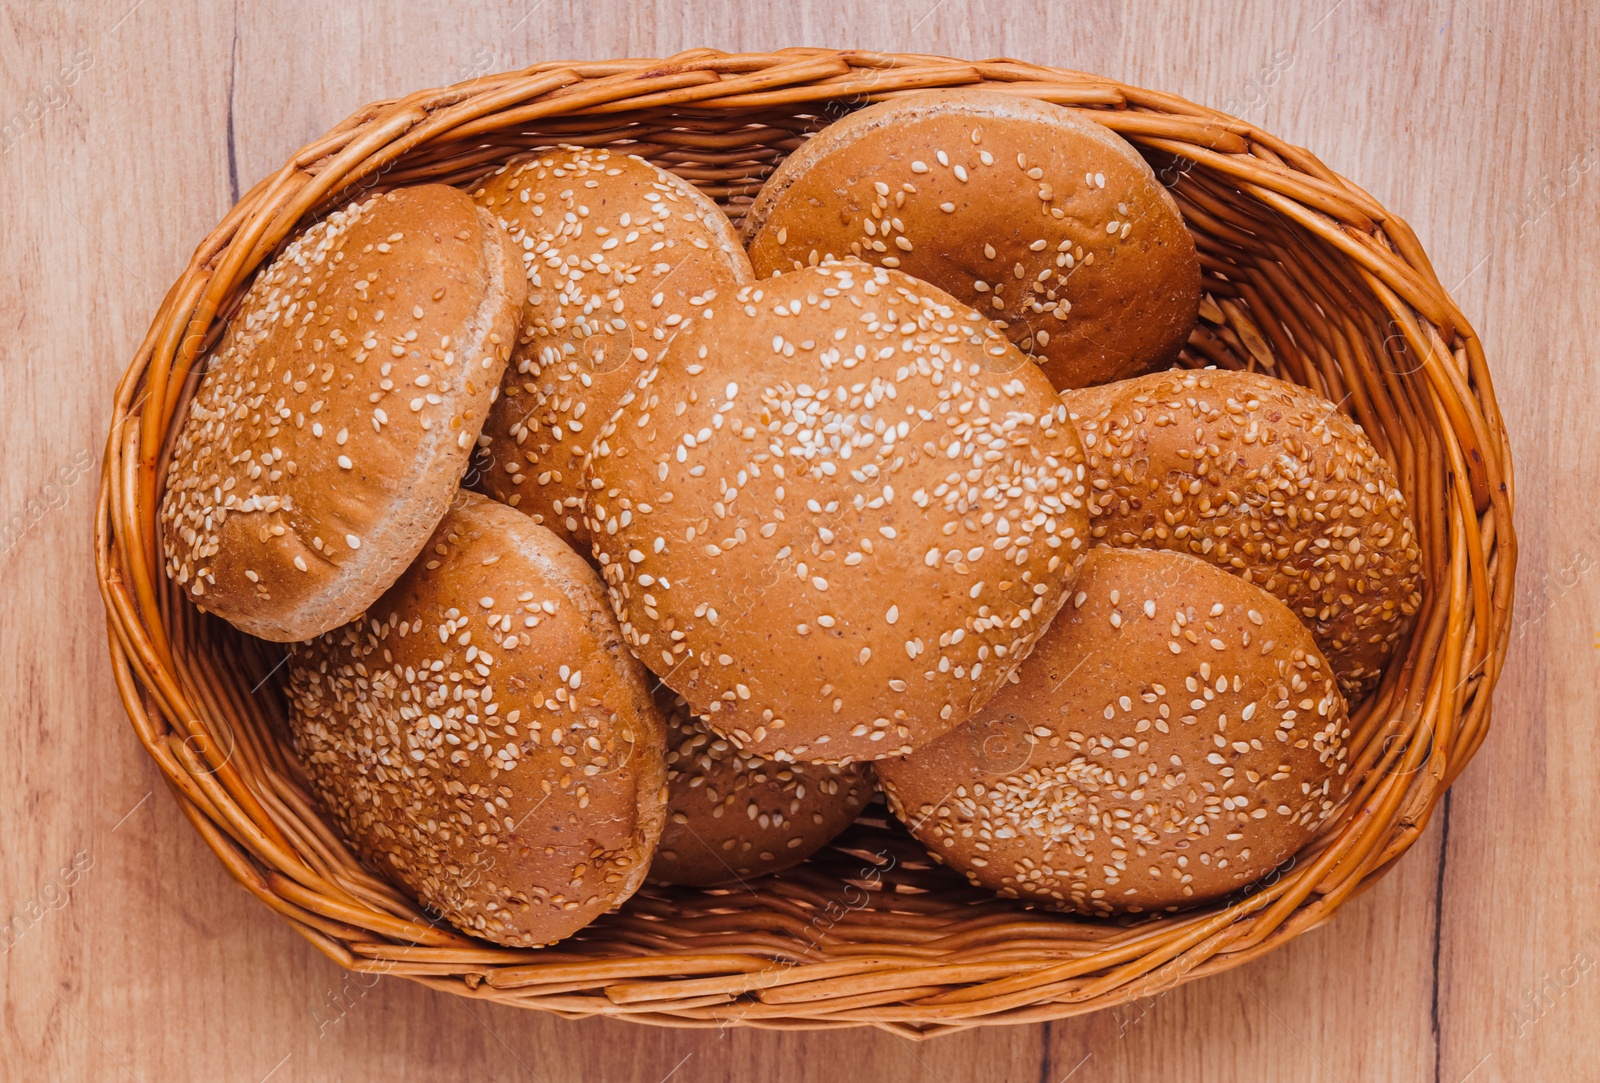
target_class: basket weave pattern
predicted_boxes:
[96,49,1516,1036]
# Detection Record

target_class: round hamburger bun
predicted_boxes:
[877,546,1351,916]
[161,185,527,642]
[651,686,873,886]
[1062,368,1422,694]
[286,491,667,947]
[584,259,1091,763]
[743,90,1199,390]
[470,147,754,547]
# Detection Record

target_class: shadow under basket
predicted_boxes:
[96,49,1516,1037]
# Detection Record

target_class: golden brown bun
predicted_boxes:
[651,685,873,886]
[584,259,1090,763]
[744,90,1199,390]
[1062,368,1422,695]
[161,185,526,642]
[877,547,1350,916]
[286,492,667,947]
[470,147,753,548]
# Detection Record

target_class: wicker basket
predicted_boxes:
[95,49,1516,1037]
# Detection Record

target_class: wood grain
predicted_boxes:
[1,0,1592,1079]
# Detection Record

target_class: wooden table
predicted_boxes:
[4,1,1593,1079]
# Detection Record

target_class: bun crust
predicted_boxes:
[585,259,1090,763]
[471,148,753,547]
[877,547,1350,916]
[286,492,667,947]
[1063,368,1422,693]
[160,185,526,641]
[651,686,873,886]
[744,90,1199,390]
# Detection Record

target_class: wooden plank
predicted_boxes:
[0,0,1586,1080]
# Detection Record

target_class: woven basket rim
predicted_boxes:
[94,48,1517,1038]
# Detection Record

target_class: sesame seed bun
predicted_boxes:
[160,185,527,642]
[286,491,667,947]
[470,147,753,547]
[877,547,1351,916]
[744,90,1199,390]
[1063,368,1422,694]
[651,685,873,887]
[584,259,1090,764]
